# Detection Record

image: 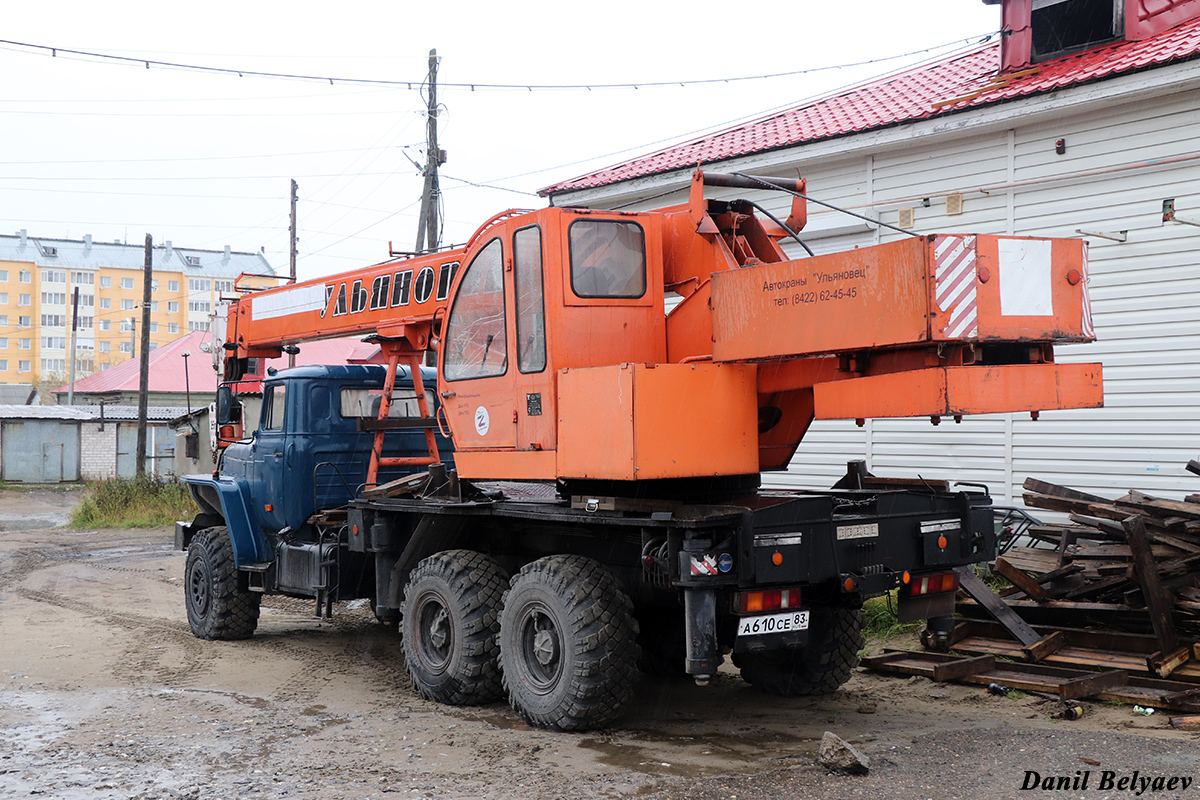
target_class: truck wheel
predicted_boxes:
[499,555,640,731]
[735,606,863,696]
[185,526,260,640]
[401,550,507,706]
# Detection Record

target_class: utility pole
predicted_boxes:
[414,48,442,253]
[135,234,152,478]
[288,179,298,368]
[67,286,79,405]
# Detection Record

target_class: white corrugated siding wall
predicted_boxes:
[773,89,1200,504]
[572,79,1200,505]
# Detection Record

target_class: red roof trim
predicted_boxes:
[541,16,1200,196]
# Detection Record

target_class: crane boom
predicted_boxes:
[218,170,1103,486]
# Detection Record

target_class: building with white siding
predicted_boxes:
[541,0,1200,506]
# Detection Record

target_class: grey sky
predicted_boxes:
[2,1,999,281]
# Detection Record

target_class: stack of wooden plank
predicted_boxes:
[959,471,1200,677]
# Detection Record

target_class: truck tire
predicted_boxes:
[401,550,507,706]
[735,606,863,696]
[498,555,640,731]
[184,526,260,640]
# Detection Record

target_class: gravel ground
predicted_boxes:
[1,488,1198,799]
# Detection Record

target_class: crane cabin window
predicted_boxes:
[443,237,508,381]
[514,225,546,373]
[569,219,646,299]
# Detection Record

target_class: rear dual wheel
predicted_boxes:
[499,555,640,731]
[401,550,508,705]
[734,606,863,696]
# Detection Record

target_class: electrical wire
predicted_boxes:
[0,33,998,92]
[730,172,920,238]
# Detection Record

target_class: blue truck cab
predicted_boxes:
[177,363,452,637]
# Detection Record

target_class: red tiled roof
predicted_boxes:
[58,333,381,395]
[542,16,1200,195]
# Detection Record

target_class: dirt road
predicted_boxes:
[1,488,1198,799]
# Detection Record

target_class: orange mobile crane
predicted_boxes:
[180,170,1102,731]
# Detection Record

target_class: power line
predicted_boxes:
[0,34,998,92]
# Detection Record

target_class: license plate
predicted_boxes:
[737,610,810,637]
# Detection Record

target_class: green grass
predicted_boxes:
[861,591,922,642]
[70,476,198,528]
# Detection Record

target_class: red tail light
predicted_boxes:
[737,588,801,614]
[907,572,960,597]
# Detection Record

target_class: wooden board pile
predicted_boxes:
[962,470,1200,677]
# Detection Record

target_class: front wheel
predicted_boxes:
[184,526,260,640]
[401,550,508,705]
[498,555,640,731]
[734,606,863,696]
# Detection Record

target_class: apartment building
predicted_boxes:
[0,231,277,382]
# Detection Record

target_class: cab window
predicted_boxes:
[514,225,546,373]
[340,387,435,418]
[443,238,507,381]
[569,219,646,299]
[262,384,286,431]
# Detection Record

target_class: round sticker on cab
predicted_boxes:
[474,406,490,436]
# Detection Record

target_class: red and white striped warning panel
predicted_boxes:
[689,555,719,576]
[934,234,978,339]
[1080,243,1095,340]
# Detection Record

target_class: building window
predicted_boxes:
[19,271,31,284]
[100,298,111,309]
[185,256,201,267]
[169,280,179,292]
[121,299,136,310]
[149,343,158,351]
[41,270,66,283]
[40,315,66,327]
[189,321,210,332]
[99,342,110,353]
[18,360,29,373]
[189,278,211,292]
[72,271,94,285]
[0,315,7,327]
[151,279,159,291]
[168,322,179,334]
[189,301,211,313]
[42,337,67,349]
[149,322,158,333]
[77,316,93,329]
[120,320,133,333]
[0,270,7,282]
[0,360,7,371]
[18,294,30,306]
[98,363,110,371]
[120,278,135,290]
[120,342,132,354]
[18,316,30,328]
[0,338,7,349]
[1032,0,1122,62]
[150,300,159,312]
[168,301,179,313]
[41,292,67,305]
[100,276,111,288]
[18,339,30,350]
[78,294,94,307]
[41,358,66,372]
[215,279,234,293]
[0,293,7,305]
[99,320,110,331]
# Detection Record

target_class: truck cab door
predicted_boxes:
[251,381,289,533]
[439,235,518,450]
